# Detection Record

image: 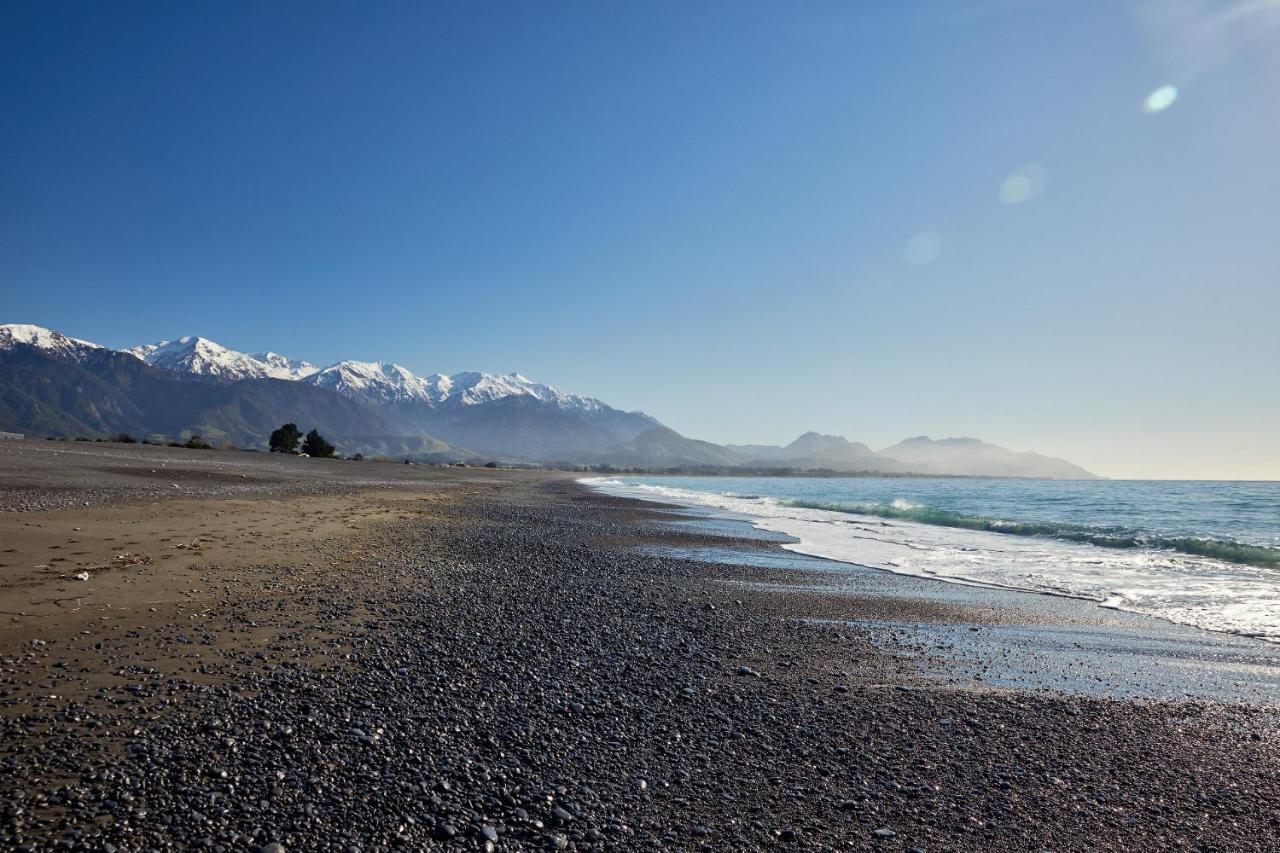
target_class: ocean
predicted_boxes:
[582,476,1280,642]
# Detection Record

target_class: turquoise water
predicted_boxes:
[584,476,1280,641]
[632,477,1280,561]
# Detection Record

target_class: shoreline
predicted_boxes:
[581,475,1280,645]
[635,506,1280,704]
[2,441,1279,850]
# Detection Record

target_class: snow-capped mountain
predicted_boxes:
[299,361,654,459]
[251,351,320,381]
[304,360,435,403]
[115,333,614,417]
[432,371,606,411]
[0,324,663,461]
[303,362,614,415]
[0,322,1098,474]
[5,324,662,459]
[125,336,318,381]
[0,323,102,360]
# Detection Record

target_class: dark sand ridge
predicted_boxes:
[1,439,1278,851]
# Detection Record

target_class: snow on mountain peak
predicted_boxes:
[433,371,605,410]
[302,364,613,414]
[444,371,538,405]
[0,323,102,357]
[125,336,318,381]
[9,323,632,419]
[304,360,434,403]
[249,351,320,380]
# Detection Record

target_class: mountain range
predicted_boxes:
[0,323,1097,478]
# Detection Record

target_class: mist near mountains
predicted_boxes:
[0,324,1097,478]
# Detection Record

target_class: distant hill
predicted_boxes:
[417,396,654,461]
[339,434,472,463]
[729,431,923,473]
[582,426,744,468]
[879,436,1097,479]
[728,431,1097,478]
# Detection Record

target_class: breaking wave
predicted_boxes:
[782,499,1280,569]
[581,476,1280,642]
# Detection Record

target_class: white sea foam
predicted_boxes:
[581,477,1280,643]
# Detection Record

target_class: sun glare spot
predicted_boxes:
[998,164,1049,204]
[1143,85,1178,114]
[905,231,942,265]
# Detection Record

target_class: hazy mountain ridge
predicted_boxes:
[729,431,1094,478]
[580,426,743,468]
[0,324,1098,477]
[879,436,1096,480]
[728,431,928,474]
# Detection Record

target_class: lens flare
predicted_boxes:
[1143,85,1178,113]
[904,231,942,265]
[998,164,1049,204]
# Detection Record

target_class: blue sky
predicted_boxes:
[2,1,1278,478]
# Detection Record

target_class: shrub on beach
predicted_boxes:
[301,429,336,459]
[269,422,303,454]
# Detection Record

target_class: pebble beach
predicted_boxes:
[1,440,1278,851]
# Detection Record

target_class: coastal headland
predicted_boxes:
[1,440,1277,851]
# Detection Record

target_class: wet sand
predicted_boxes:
[1,440,1278,851]
[637,510,1280,704]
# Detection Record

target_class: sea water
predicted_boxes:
[582,476,1280,642]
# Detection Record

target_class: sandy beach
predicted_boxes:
[1,439,1278,851]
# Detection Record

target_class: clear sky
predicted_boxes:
[2,1,1278,479]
